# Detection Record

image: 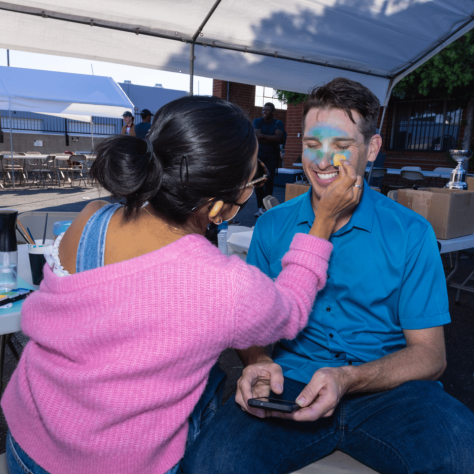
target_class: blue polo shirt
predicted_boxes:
[247,184,450,385]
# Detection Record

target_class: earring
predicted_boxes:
[213,217,223,225]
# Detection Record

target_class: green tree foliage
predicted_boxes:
[274,90,308,106]
[392,31,474,101]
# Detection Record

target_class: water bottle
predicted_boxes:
[0,209,18,292]
[217,222,228,255]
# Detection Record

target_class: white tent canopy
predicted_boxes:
[0,65,133,122]
[0,1,473,106]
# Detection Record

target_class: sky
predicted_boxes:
[0,49,213,95]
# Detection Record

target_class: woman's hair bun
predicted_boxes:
[90,135,162,218]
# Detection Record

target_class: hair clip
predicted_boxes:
[180,155,189,190]
[143,138,155,161]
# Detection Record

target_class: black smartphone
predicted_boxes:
[248,397,300,413]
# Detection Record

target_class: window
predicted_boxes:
[255,86,287,110]
[390,99,463,151]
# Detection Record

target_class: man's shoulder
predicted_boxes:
[371,189,432,234]
[253,117,263,127]
[256,192,307,231]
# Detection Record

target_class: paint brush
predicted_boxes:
[42,213,48,245]
[16,222,34,245]
[26,227,36,244]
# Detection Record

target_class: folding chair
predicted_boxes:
[400,169,425,189]
[263,195,280,211]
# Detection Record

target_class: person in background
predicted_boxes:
[1,96,362,474]
[121,111,135,136]
[253,103,285,217]
[135,108,154,139]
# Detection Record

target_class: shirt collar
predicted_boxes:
[296,180,375,234]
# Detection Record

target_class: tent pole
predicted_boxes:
[189,0,222,96]
[91,121,94,152]
[367,105,388,186]
[9,109,14,189]
[189,43,195,96]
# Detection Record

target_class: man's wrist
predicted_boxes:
[337,364,360,394]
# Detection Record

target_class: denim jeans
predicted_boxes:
[7,364,226,474]
[182,378,474,474]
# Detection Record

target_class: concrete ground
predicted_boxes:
[0,183,473,455]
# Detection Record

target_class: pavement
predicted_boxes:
[0,183,473,455]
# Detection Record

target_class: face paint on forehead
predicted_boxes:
[307,123,349,141]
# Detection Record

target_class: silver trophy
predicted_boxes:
[445,150,472,190]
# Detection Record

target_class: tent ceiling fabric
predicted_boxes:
[0,1,474,104]
[0,65,133,121]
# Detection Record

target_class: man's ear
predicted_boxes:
[208,200,225,225]
[367,134,382,163]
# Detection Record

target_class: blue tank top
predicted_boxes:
[76,203,123,273]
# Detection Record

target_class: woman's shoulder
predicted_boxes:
[58,200,113,274]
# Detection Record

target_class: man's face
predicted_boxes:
[262,105,274,121]
[123,115,132,126]
[302,108,377,201]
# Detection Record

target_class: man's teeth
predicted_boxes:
[317,172,338,180]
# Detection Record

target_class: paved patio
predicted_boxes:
[0,184,473,455]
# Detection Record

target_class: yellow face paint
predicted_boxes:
[333,154,347,167]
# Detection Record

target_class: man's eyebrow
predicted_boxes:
[303,135,356,142]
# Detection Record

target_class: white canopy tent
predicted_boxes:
[0,65,133,186]
[0,1,473,182]
[0,0,473,106]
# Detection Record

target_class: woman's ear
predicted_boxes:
[208,200,225,225]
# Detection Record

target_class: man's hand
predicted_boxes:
[235,359,285,418]
[271,367,350,422]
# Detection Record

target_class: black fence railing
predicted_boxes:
[0,109,153,136]
[390,99,463,151]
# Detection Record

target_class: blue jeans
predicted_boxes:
[182,378,474,474]
[7,364,226,474]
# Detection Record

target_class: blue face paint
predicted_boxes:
[303,123,352,166]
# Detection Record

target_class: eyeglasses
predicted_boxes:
[191,160,269,213]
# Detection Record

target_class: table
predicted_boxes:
[438,234,474,304]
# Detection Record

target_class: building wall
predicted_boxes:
[212,80,286,131]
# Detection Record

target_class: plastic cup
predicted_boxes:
[28,239,53,285]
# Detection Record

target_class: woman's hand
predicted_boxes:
[309,161,363,239]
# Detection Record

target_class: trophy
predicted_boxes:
[445,150,472,190]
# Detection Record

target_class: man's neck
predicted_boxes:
[263,116,273,123]
[311,191,358,233]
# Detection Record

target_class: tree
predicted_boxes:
[392,31,474,151]
[277,31,474,152]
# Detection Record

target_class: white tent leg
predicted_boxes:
[9,109,14,189]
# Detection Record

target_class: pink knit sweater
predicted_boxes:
[2,233,332,474]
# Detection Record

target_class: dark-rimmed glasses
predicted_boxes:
[191,160,269,213]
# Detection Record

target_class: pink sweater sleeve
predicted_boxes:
[230,233,332,349]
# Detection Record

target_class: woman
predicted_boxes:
[2,96,361,474]
[121,110,136,136]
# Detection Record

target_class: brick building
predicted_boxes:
[213,80,474,173]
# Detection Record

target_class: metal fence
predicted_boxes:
[390,99,463,151]
[0,110,123,136]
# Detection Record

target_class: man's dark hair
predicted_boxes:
[264,102,275,112]
[303,78,380,143]
[91,96,256,221]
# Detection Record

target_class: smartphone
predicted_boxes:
[0,288,34,307]
[248,397,300,414]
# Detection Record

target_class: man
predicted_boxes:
[253,103,285,217]
[182,78,474,473]
[134,108,154,139]
[120,111,135,136]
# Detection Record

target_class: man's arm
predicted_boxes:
[275,326,446,422]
